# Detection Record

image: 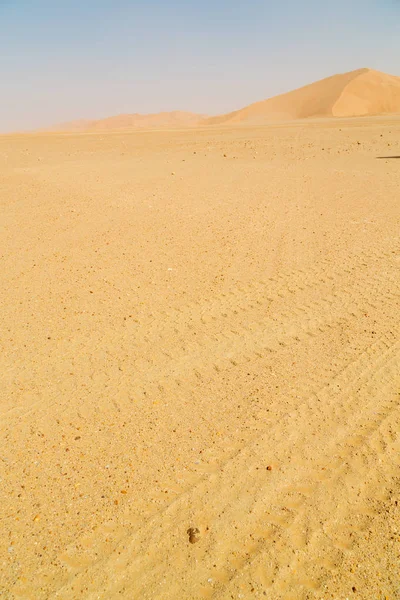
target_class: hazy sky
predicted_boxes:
[1,0,399,131]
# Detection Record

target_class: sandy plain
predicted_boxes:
[0,117,399,599]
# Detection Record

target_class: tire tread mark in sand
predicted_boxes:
[96,242,399,410]
[44,336,400,600]
[1,241,398,424]
[214,347,400,598]
[5,242,399,599]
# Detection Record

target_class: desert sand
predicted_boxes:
[0,116,399,600]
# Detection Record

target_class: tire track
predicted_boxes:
[40,335,400,600]
[3,241,399,599]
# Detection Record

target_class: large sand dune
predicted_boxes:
[0,117,399,599]
[204,68,400,125]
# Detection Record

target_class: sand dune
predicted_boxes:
[42,69,400,133]
[46,111,205,132]
[0,117,399,599]
[204,68,400,125]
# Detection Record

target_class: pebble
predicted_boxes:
[187,527,200,544]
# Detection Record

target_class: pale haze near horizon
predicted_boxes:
[0,0,399,132]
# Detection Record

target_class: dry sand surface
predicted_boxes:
[0,117,399,600]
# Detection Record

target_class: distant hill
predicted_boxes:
[42,68,400,133]
[45,111,206,132]
[203,68,400,125]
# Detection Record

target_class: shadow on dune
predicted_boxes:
[377,156,400,159]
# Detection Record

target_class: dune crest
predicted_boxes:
[204,68,400,125]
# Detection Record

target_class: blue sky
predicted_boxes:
[0,0,399,131]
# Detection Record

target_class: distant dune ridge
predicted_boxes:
[45,68,400,131]
[89,111,205,130]
[45,111,206,132]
